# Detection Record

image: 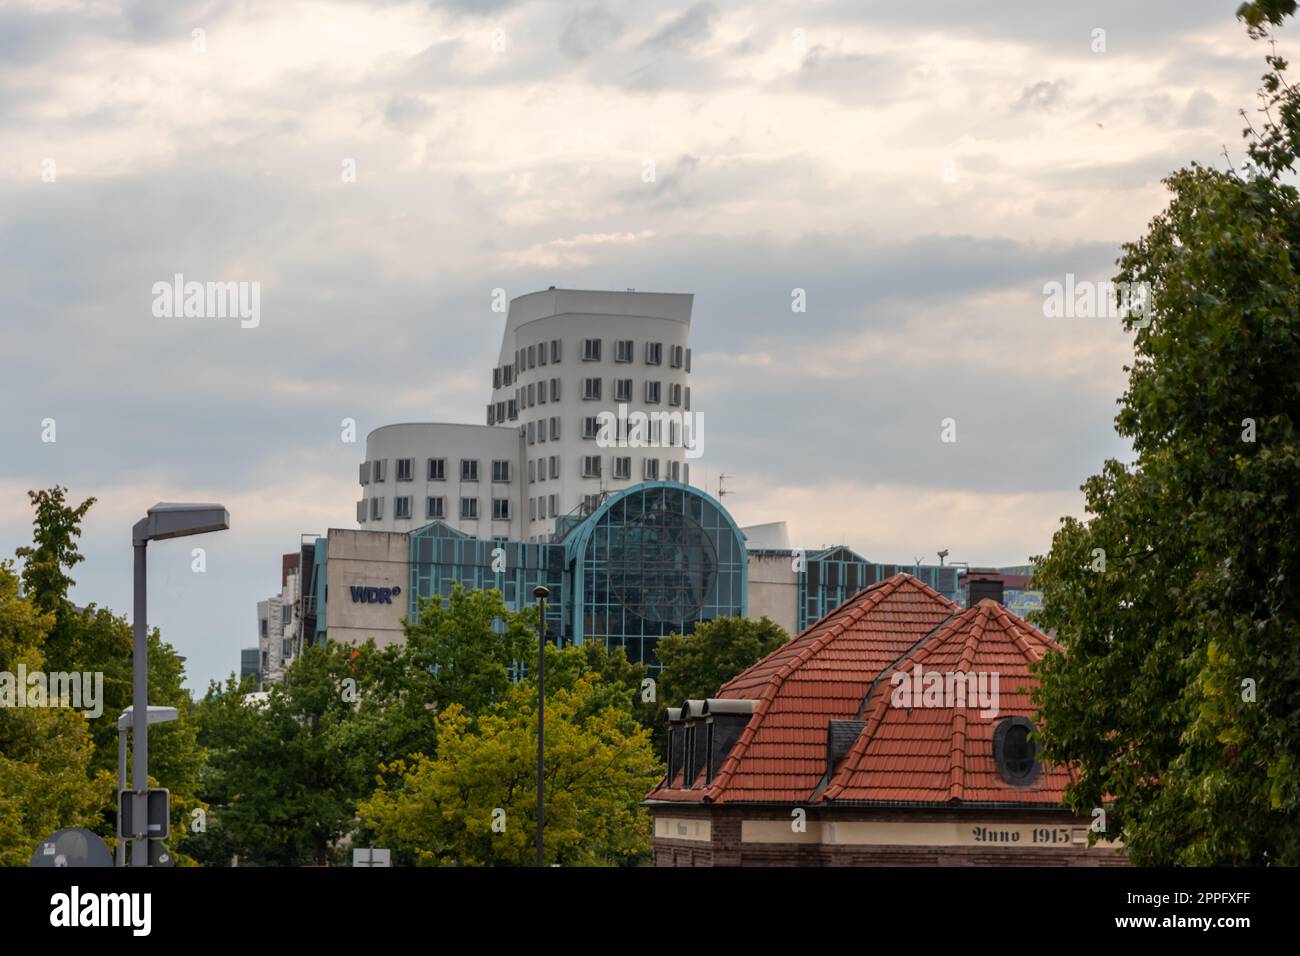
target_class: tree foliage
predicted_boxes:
[1032,8,1300,864]
[357,671,660,867]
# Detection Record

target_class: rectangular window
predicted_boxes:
[550,378,560,402]
[426,496,445,519]
[371,496,385,520]
[486,404,495,426]
[359,462,370,485]
[539,343,547,366]
[583,377,602,400]
[527,383,535,406]
[460,497,479,520]
[645,380,661,403]
[528,344,536,368]
[492,460,511,482]
[394,496,412,519]
[669,461,681,482]
[583,416,599,438]
[507,399,518,420]
[685,348,691,372]
[583,455,602,478]
[671,344,684,368]
[615,339,634,363]
[503,364,514,387]
[670,383,682,406]
[529,498,536,521]
[643,459,659,480]
[551,339,561,363]
[493,367,502,389]
[428,458,446,481]
[646,341,662,365]
[614,456,631,479]
[528,421,535,445]
[537,457,545,480]
[549,456,559,479]
[528,460,536,483]
[583,338,602,361]
[548,494,557,518]
[356,500,366,523]
[549,417,560,440]
[614,378,632,402]
[372,459,387,483]
[461,459,479,481]
[684,387,691,411]
[493,498,511,520]
[538,384,547,405]
[396,458,414,481]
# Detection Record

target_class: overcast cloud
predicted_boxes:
[0,0,1270,691]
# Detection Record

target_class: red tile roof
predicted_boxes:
[822,598,1065,805]
[646,574,1068,808]
[647,573,958,804]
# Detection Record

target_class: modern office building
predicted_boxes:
[247,286,963,676]
[285,482,957,669]
[645,573,1125,866]
[357,288,697,541]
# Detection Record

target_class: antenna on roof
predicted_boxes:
[938,549,949,566]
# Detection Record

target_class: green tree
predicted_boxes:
[1032,6,1300,865]
[0,562,112,865]
[402,584,536,716]
[12,488,204,859]
[357,674,660,866]
[190,638,439,866]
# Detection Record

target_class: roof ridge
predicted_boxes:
[708,575,912,801]
[819,609,961,801]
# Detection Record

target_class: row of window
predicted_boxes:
[524,455,686,484]
[523,415,694,444]
[359,458,511,485]
[358,495,513,522]
[491,340,690,390]
[489,378,689,424]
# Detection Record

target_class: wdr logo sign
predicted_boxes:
[349,585,400,604]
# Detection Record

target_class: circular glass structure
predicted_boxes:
[567,483,747,666]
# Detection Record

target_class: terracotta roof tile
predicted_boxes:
[646,577,1071,809]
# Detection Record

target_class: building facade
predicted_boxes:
[357,288,696,541]
[645,573,1126,866]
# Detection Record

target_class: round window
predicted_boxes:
[993,716,1040,785]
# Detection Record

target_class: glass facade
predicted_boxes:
[796,547,961,633]
[563,482,748,667]
[408,522,565,637]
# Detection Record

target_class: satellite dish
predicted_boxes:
[28,828,114,868]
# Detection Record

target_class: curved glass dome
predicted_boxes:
[566,482,747,666]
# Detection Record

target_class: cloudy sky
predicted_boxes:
[0,0,1271,692]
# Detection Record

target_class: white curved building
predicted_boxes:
[357,288,695,538]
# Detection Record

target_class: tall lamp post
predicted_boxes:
[532,585,549,868]
[131,503,228,867]
[116,705,177,867]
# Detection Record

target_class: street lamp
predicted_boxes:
[532,585,549,868]
[116,706,177,867]
[131,503,228,867]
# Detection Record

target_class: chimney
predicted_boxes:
[704,699,756,783]
[967,576,1005,606]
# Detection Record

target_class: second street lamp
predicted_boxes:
[532,585,549,868]
[131,503,228,867]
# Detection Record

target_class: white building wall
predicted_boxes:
[358,422,522,536]
[357,288,696,540]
